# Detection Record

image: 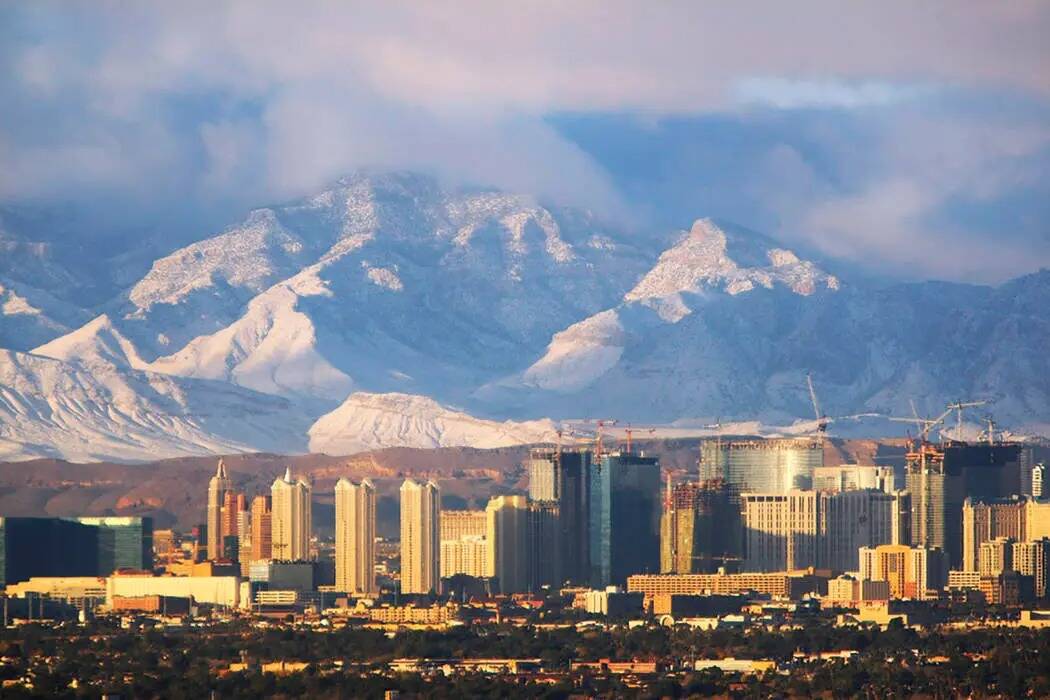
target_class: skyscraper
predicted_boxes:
[528,500,561,590]
[335,478,377,595]
[439,510,488,579]
[961,498,1025,572]
[400,479,441,594]
[76,516,154,573]
[526,448,591,585]
[700,438,823,493]
[220,490,246,561]
[0,518,99,586]
[486,495,530,594]
[250,495,272,562]
[589,451,661,587]
[907,441,1025,567]
[206,459,231,560]
[741,489,904,572]
[859,544,946,600]
[1012,539,1050,598]
[660,480,741,574]
[271,468,312,562]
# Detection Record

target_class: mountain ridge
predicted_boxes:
[0,171,1046,461]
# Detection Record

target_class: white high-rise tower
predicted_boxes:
[400,479,441,594]
[335,478,377,595]
[271,468,312,561]
[206,459,231,560]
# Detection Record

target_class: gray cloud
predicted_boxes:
[1,1,1048,282]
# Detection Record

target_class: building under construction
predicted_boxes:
[907,440,1026,567]
[525,447,592,586]
[699,437,824,493]
[660,480,742,575]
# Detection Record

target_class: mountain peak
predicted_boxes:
[625,218,839,301]
[32,313,147,370]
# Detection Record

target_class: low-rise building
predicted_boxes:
[106,573,242,609]
[368,604,458,625]
[824,575,890,605]
[626,571,825,601]
[576,587,644,616]
[693,658,776,675]
[110,595,191,616]
[4,577,107,601]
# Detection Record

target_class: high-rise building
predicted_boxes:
[1012,539,1050,598]
[907,441,1026,567]
[271,468,312,562]
[221,491,246,547]
[440,510,487,542]
[961,498,1025,571]
[700,438,823,493]
[660,480,741,574]
[1027,498,1050,540]
[741,489,905,572]
[439,510,488,579]
[440,536,488,579]
[400,479,441,594]
[76,516,154,573]
[813,465,895,493]
[334,478,377,595]
[1031,463,1045,498]
[858,544,946,600]
[250,495,272,562]
[206,459,231,560]
[742,492,820,571]
[527,500,561,590]
[526,448,591,585]
[978,537,1014,577]
[0,518,100,586]
[589,451,661,587]
[486,495,530,593]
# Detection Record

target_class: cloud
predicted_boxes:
[0,2,1047,282]
[734,79,928,110]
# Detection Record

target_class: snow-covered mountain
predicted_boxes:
[0,348,311,463]
[308,392,558,455]
[0,172,1047,462]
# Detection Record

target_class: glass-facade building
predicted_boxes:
[0,517,100,586]
[75,516,154,574]
[589,452,661,587]
[700,438,823,493]
[526,448,592,585]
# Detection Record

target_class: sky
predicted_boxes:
[1,2,1048,283]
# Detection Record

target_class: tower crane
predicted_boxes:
[889,402,953,444]
[945,399,988,440]
[979,415,1000,446]
[806,373,829,437]
[622,423,656,454]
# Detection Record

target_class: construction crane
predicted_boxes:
[945,399,988,440]
[565,419,619,460]
[806,373,829,437]
[621,423,656,454]
[979,415,1000,446]
[889,402,953,444]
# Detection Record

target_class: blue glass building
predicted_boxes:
[589,451,661,587]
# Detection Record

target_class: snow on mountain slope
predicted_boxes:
[518,310,626,392]
[102,172,650,405]
[625,218,838,310]
[501,219,841,395]
[32,314,148,370]
[7,173,1049,461]
[0,349,311,462]
[308,392,558,455]
[0,276,90,351]
[149,273,354,402]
